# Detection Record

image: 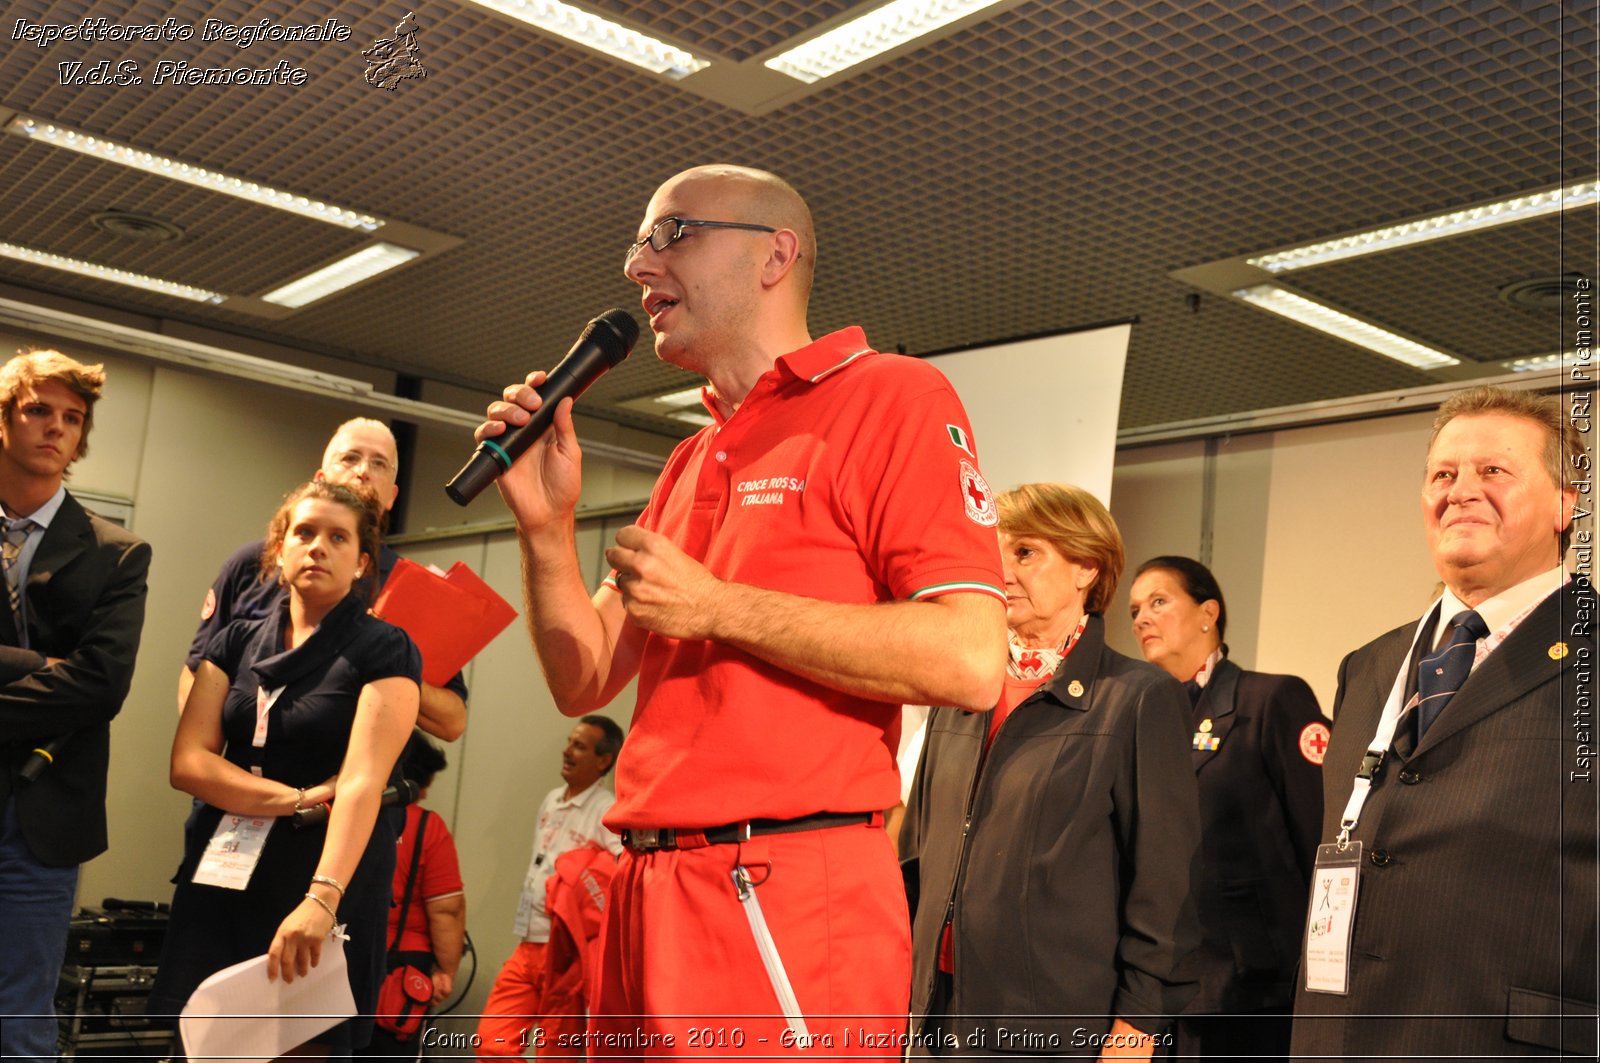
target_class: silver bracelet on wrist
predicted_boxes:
[303,891,338,922]
[310,874,346,898]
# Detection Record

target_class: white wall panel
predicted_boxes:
[1106,440,1205,660]
[1254,412,1439,711]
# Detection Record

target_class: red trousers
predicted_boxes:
[588,822,910,1058]
[476,940,547,1060]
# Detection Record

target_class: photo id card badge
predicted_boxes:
[512,880,535,939]
[1303,841,1362,994]
[192,814,272,890]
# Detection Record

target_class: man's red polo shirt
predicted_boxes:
[604,327,1005,830]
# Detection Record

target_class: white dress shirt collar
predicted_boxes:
[554,777,607,809]
[1435,565,1566,649]
[3,484,67,528]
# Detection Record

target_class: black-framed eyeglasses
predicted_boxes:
[625,217,777,267]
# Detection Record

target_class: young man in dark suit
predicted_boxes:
[0,350,151,1061]
[1292,385,1597,1059]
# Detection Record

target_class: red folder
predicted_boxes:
[373,559,518,687]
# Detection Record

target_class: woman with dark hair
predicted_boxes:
[360,736,466,1057]
[150,480,421,1056]
[903,484,1202,1059]
[1128,556,1324,1061]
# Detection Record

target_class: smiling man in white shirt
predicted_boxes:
[476,715,624,1060]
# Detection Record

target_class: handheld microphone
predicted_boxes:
[18,736,65,783]
[102,897,171,915]
[290,777,419,828]
[445,308,640,506]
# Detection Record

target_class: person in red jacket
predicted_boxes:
[362,735,465,1057]
[534,842,616,1057]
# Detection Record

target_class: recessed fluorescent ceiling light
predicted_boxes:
[653,386,706,408]
[1233,284,1460,370]
[0,241,224,304]
[766,0,1009,83]
[5,116,381,231]
[1249,179,1600,273]
[658,388,713,426]
[1502,351,1583,373]
[261,243,420,308]
[468,0,708,78]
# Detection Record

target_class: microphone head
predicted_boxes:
[589,308,640,366]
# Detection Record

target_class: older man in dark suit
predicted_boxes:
[1291,385,1596,1060]
[0,350,150,1061]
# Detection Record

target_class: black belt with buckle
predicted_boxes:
[621,810,877,852]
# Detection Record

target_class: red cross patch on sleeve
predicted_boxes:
[200,587,217,621]
[960,460,998,527]
[1299,721,1331,765]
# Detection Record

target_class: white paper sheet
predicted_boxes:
[179,932,356,1063]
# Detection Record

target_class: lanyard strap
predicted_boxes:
[534,799,579,866]
[248,684,288,776]
[1335,600,1441,848]
[389,809,431,958]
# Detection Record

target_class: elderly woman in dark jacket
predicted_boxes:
[1128,556,1323,1061]
[901,483,1202,1060]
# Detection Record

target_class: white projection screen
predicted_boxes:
[925,322,1132,505]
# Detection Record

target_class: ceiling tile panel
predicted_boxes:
[0,0,1590,433]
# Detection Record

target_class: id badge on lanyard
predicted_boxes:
[1302,602,1440,995]
[192,814,274,889]
[192,684,286,891]
[1304,842,1363,993]
[514,804,572,938]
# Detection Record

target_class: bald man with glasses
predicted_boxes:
[178,418,469,741]
[476,165,1008,1054]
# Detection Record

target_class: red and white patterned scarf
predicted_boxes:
[1006,613,1089,681]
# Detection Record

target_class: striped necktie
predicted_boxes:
[1415,609,1489,739]
[2,517,34,637]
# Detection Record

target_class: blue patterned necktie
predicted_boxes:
[1415,609,1489,738]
